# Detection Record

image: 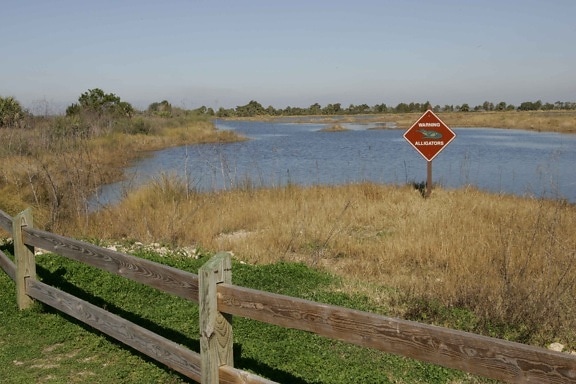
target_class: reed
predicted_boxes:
[82,177,576,347]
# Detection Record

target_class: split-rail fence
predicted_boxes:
[0,208,575,383]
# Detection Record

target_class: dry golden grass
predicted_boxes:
[0,116,244,230]
[260,110,576,133]
[319,123,349,132]
[438,110,576,132]
[87,120,241,157]
[82,178,576,346]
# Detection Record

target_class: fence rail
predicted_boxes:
[1,208,575,383]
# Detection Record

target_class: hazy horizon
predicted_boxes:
[2,1,575,114]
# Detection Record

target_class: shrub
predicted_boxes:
[0,96,25,128]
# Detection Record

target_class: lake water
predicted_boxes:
[90,120,576,209]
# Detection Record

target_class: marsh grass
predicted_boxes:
[82,177,576,348]
[319,123,348,132]
[440,110,576,132]
[0,114,244,231]
[281,110,576,133]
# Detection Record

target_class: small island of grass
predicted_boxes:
[319,123,349,132]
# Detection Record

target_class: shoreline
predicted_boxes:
[222,110,576,133]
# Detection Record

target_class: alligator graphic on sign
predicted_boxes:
[418,129,443,140]
[404,110,456,162]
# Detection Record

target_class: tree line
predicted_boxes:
[213,99,576,118]
[1,89,576,128]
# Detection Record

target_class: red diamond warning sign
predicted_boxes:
[403,110,456,161]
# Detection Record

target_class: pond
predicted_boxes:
[90,119,576,209]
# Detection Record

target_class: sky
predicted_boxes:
[1,0,575,114]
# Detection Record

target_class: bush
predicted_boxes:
[117,118,154,135]
[0,96,25,128]
[66,88,134,118]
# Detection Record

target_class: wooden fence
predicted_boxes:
[1,208,575,383]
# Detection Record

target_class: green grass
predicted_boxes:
[0,245,493,383]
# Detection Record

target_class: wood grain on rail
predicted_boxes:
[0,249,15,281]
[0,209,12,233]
[218,284,576,383]
[22,227,200,302]
[0,210,15,280]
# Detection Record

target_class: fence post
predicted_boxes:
[199,252,233,383]
[13,208,36,310]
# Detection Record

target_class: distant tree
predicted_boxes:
[554,101,565,110]
[65,103,81,116]
[552,101,576,110]
[333,103,342,114]
[495,101,507,111]
[0,96,25,128]
[216,107,233,118]
[518,100,542,111]
[459,103,470,112]
[116,101,135,117]
[394,103,410,113]
[292,106,308,115]
[535,100,543,110]
[194,106,208,115]
[373,103,388,113]
[322,103,341,115]
[517,102,531,111]
[148,100,172,116]
[67,88,134,118]
[482,101,494,111]
[235,100,265,117]
[357,103,370,114]
[346,103,370,114]
[309,103,322,115]
[442,105,454,112]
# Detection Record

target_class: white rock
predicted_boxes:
[548,342,564,352]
